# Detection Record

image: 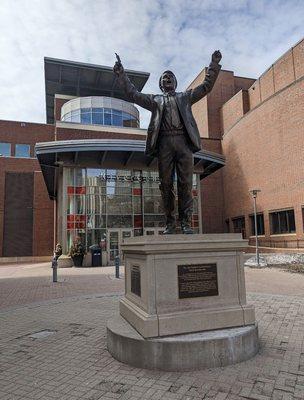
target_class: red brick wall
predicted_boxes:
[189,70,254,139]
[188,70,236,139]
[220,90,248,133]
[188,68,210,138]
[200,138,224,232]
[0,157,53,256]
[248,38,304,111]
[234,76,256,93]
[32,171,54,256]
[0,122,54,256]
[201,169,225,233]
[248,80,261,109]
[293,39,304,79]
[259,67,275,102]
[222,77,304,242]
[273,49,295,92]
[0,120,54,155]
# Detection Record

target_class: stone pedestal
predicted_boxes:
[107,234,258,370]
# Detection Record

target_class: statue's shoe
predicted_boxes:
[181,223,194,234]
[162,225,176,234]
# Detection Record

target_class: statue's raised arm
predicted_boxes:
[113,53,153,111]
[188,50,222,105]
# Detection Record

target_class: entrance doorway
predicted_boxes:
[107,229,132,265]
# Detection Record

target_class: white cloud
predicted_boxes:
[0,0,302,127]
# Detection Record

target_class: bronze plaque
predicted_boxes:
[131,265,141,297]
[178,263,218,299]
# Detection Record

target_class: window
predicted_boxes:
[104,108,112,125]
[0,143,11,157]
[250,213,265,235]
[270,209,295,234]
[15,144,30,158]
[63,107,139,127]
[232,216,246,238]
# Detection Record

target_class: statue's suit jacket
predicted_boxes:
[118,61,221,157]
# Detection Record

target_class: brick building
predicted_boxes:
[218,38,304,250]
[0,38,303,263]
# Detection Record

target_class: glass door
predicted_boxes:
[107,229,132,265]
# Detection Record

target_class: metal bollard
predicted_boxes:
[52,256,58,283]
[115,255,120,279]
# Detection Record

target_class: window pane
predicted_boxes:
[270,210,295,234]
[144,196,163,214]
[75,195,85,214]
[86,195,106,214]
[133,197,142,214]
[250,214,265,235]
[122,113,133,127]
[0,143,11,157]
[67,195,75,214]
[258,214,265,235]
[81,112,91,124]
[271,212,279,234]
[232,217,246,238]
[92,112,103,125]
[107,215,132,228]
[112,109,122,116]
[287,210,295,232]
[104,111,111,125]
[144,214,165,228]
[71,110,80,123]
[74,169,85,186]
[87,229,106,248]
[279,212,288,233]
[107,195,132,214]
[15,144,30,158]
[112,114,122,126]
[87,215,106,229]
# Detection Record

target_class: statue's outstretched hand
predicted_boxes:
[113,53,124,76]
[212,50,222,64]
[113,61,124,76]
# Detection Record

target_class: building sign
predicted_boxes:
[178,263,218,299]
[95,174,160,183]
[131,265,141,297]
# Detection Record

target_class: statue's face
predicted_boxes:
[159,71,177,93]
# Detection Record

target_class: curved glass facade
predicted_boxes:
[61,96,139,128]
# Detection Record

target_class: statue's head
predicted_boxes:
[159,70,177,93]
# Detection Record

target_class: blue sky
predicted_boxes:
[0,0,302,128]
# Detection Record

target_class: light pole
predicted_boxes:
[249,189,261,266]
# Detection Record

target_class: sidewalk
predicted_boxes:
[0,263,124,310]
[0,263,303,399]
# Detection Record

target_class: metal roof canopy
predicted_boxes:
[35,139,225,200]
[44,57,150,124]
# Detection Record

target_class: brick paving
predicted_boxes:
[0,263,304,399]
[0,263,124,309]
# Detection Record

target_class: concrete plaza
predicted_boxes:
[0,262,304,400]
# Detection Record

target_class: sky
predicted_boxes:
[0,0,302,128]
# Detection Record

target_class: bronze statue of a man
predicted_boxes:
[113,51,222,234]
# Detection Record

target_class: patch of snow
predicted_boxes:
[245,253,304,267]
[245,255,268,268]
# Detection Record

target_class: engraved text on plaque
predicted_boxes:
[178,263,218,298]
[131,265,141,297]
